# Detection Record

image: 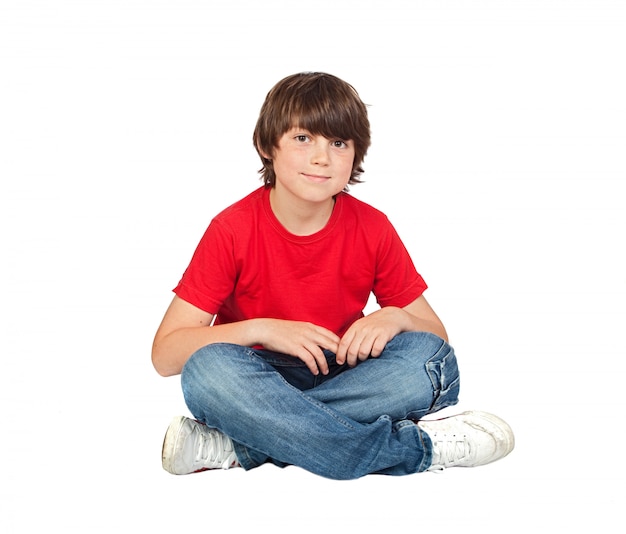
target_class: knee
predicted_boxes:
[423,338,460,411]
[181,343,237,402]
[181,345,214,404]
[181,343,248,420]
[386,331,451,363]
[181,344,216,386]
[387,331,460,411]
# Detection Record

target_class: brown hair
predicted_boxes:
[253,72,371,188]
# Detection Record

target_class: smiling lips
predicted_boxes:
[302,173,330,183]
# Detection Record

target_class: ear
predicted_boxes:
[258,147,272,160]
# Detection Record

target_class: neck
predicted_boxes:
[269,188,335,236]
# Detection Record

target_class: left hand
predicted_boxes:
[336,307,409,367]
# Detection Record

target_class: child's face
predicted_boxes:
[267,127,355,204]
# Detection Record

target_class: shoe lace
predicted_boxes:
[430,431,471,470]
[195,427,236,469]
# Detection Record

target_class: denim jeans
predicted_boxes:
[181,331,460,480]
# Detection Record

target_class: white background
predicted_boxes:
[1,1,624,532]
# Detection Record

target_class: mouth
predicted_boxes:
[302,173,331,183]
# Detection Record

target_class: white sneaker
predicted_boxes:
[162,416,240,475]
[417,411,515,471]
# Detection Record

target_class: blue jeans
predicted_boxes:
[181,331,460,480]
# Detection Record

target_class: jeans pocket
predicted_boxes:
[425,346,460,411]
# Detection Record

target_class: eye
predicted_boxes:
[295,134,310,143]
[332,139,348,148]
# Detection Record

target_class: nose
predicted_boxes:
[311,140,330,165]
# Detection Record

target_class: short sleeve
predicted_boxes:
[173,219,237,314]
[372,220,427,308]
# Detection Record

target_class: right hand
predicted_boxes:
[256,319,341,376]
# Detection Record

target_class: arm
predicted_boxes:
[151,296,340,377]
[397,295,448,341]
[335,295,448,367]
[152,296,256,377]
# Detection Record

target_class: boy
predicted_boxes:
[152,72,514,479]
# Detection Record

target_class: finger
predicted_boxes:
[308,332,338,373]
[318,334,340,356]
[369,335,388,358]
[297,348,321,376]
[336,330,356,365]
[346,337,367,367]
[298,344,330,376]
[311,345,330,376]
[349,333,381,366]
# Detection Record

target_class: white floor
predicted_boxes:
[2,2,624,532]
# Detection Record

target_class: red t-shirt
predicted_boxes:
[174,186,427,337]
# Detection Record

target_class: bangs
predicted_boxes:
[274,73,367,144]
[288,93,359,142]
